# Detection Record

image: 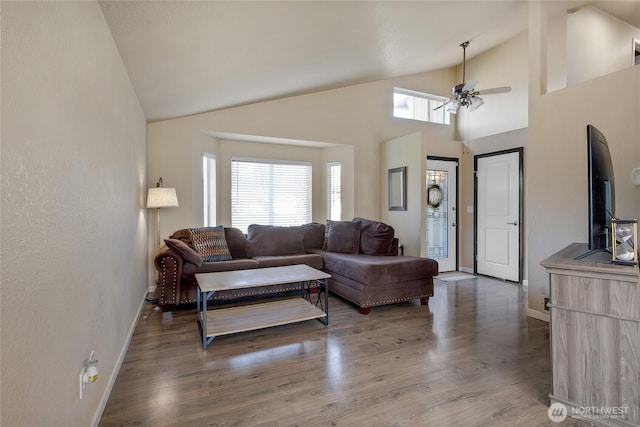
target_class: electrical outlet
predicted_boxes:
[544,297,550,311]
[79,366,86,399]
[79,350,98,399]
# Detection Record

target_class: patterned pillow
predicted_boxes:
[188,227,232,262]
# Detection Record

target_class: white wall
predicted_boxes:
[381,133,423,256]
[442,28,530,273]
[1,2,148,426]
[567,5,640,86]
[527,1,640,316]
[459,31,529,142]
[147,68,458,240]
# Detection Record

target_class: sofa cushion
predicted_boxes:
[353,217,395,255]
[320,251,438,286]
[247,224,305,256]
[253,253,323,270]
[302,222,326,250]
[188,227,233,262]
[164,238,203,267]
[326,220,360,254]
[224,227,251,259]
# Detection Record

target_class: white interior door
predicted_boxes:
[476,150,521,282]
[426,158,457,272]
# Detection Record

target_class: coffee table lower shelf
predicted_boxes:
[198,298,326,347]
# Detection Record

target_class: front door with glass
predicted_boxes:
[426,158,458,272]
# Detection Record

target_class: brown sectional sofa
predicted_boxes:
[154,219,438,314]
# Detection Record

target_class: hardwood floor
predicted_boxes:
[99,276,591,426]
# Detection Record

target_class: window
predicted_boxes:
[393,87,450,125]
[203,153,216,226]
[231,158,312,233]
[327,162,341,220]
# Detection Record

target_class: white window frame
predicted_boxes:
[393,87,450,125]
[327,162,341,221]
[203,153,216,227]
[231,158,312,233]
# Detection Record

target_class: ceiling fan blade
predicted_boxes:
[432,99,458,112]
[461,79,478,93]
[475,86,511,95]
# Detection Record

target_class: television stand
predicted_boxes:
[573,247,611,262]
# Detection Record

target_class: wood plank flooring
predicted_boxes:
[99,276,592,426]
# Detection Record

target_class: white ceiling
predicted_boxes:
[99,1,640,123]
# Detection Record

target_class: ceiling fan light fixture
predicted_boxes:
[469,96,484,111]
[439,40,509,114]
[445,100,460,113]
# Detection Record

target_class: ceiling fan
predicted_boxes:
[436,41,511,114]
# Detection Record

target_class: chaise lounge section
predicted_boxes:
[311,218,438,314]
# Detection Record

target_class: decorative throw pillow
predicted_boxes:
[164,238,203,267]
[302,222,326,250]
[224,227,251,259]
[326,220,361,254]
[170,228,191,244]
[187,227,232,262]
[322,223,330,250]
[353,217,395,255]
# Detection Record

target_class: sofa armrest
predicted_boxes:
[154,247,184,307]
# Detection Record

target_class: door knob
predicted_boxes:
[451,223,457,227]
[507,221,518,226]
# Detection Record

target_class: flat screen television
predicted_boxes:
[576,124,615,260]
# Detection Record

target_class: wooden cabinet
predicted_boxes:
[541,243,639,426]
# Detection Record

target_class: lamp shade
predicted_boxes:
[147,187,179,208]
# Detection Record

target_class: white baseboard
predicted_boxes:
[459,266,474,274]
[91,293,146,427]
[527,308,549,323]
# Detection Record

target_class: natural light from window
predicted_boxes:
[231,159,312,233]
[393,87,450,125]
[327,162,341,221]
[203,153,216,226]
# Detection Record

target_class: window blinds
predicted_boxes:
[231,159,312,233]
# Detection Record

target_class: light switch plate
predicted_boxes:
[632,168,640,185]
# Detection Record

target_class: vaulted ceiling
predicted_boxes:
[99,1,640,123]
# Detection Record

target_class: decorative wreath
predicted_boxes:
[427,184,443,209]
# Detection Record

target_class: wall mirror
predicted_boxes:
[388,166,407,211]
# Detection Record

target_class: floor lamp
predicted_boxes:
[146,177,179,302]
[147,177,179,250]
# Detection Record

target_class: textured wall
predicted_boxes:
[567,5,640,86]
[1,2,147,425]
[147,67,458,237]
[527,1,640,315]
[381,133,423,257]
